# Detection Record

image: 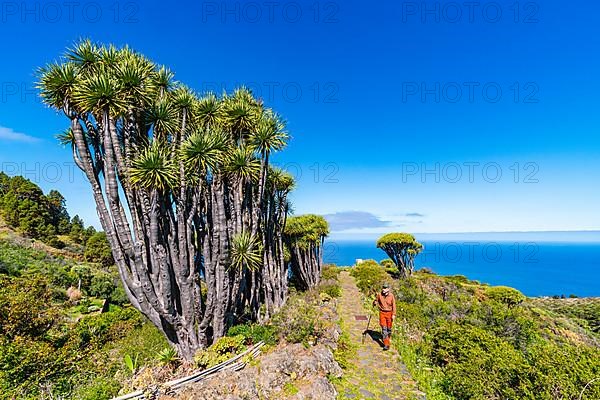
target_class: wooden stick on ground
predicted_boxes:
[362,314,372,344]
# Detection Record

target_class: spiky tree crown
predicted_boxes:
[38,39,290,191]
[284,214,329,248]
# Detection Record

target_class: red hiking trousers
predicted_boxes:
[379,310,393,347]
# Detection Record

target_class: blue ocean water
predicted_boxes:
[323,234,600,297]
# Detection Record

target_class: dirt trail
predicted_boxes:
[336,271,426,400]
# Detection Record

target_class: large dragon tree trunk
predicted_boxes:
[69,116,207,360]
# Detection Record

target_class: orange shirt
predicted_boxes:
[375,292,396,314]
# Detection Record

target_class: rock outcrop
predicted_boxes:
[172,342,342,400]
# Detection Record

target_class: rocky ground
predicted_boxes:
[171,342,342,400]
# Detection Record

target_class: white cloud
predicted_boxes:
[322,210,427,233]
[322,211,392,232]
[0,125,40,143]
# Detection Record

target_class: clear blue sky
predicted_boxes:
[1,0,599,236]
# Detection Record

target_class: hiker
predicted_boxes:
[373,283,396,350]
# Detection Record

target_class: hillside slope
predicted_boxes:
[350,260,600,400]
[0,222,168,399]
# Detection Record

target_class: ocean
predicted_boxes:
[323,232,600,297]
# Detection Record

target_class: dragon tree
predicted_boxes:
[38,40,295,359]
[376,232,423,277]
[284,214,329,290]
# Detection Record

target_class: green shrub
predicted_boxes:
[470,301,538,350]
[524,340,600,399]
[71,377,121,400]
[380,258,395,268]
[349,260,389,296]
[156,347,179,366]
[321,264,340,281]
[0,273,159,399]
[110,284,129,306]
[535,298,600,334]
[332,320,356,370]
[271,292,329,346]
[486,286,526,307]
[227,322,277,345]
[0,240,56,276]
[0,276,60,339]
[84,232,114,267]
[109,319,168,362]
[74,307,143,349]
[319,283,342,298]
[318,265,342,298]
[283,381,300,395]
[424,322,527,399]
[194,335,246,369]
[420,320,600,399]
[89,271,116,298]
[389,272,600,400]
[447,274,470,284]
[384,266,402,279]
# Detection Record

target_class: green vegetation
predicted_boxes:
[283,381,300,396]
[194,335,247,369]
[530,297,600,334]
[0,274,167,399]
[193,275,340,371]
[319,264,343,298]
[227,323,278,346]
[486,285,527,307]
[227,265,342,351]
[332,319,356,370]
[349,259,390,296]
[0,172,96,248]
[350,258,600,399]
[0,219,167,399]
[0,169,333,398]
[156,347,180,367]
[84,232,114,267]
[321,266,355,371]
[271,290,331,346]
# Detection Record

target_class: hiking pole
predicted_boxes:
[362,314,372,344]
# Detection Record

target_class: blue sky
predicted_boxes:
[0,0,599,237]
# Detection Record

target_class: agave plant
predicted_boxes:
[156,347,180,366]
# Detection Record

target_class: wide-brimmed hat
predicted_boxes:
[382,283,390,289]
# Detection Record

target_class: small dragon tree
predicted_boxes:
[284,215,329,290]
[376,233,423,278]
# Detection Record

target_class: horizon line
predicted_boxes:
[329,229,600,235]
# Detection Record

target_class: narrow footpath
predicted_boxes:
[336,271,426,400]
